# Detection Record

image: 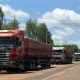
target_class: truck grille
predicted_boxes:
[53,57,62,59]
[0,50,10,65]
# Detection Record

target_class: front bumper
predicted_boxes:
[0,61,18,69]
[52,57,63,63]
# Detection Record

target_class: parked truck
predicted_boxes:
[51,47,72,64]
[74,53,80,61]
[0,30,52,72]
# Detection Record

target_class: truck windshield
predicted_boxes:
[53,50,63,55]
[0,37,15,46]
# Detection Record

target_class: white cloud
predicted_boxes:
[57,27,74,36]
[38,8,80,31]
[0,4,30,29]
[38,8,80,40]
[0,4,30,20]
[19,23,26,30]
[38,8,80,26]
[52,35,63,40]
[52,27,74,40]
[38,8,80,46]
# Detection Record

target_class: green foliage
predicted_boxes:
[25,19,54,44]
[25,19,38,39]
[0,7,4,29]
[37,23,47,42]
[2,24,13,30]
[9,19,19,29]
[37,23,53,44]
[2,19,19,30]
[63,44,79,53]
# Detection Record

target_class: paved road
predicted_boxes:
[22,62,80,80]
[43,64,80,80]
[0,61,80,80]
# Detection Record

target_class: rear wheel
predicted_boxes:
[19,63,25,71]
[7,69,13,73]
[47,62,51,68]
[7,69,18,73]
[30,62,37,70]
[41,61,51,68]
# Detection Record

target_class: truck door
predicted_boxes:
[16,38,24,57]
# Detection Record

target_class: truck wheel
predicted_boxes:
[41,64,46,68]
[7,69,18,73]
[41,63,48,68]
[30,62,37,70]
[47,62,51,68]
[69,60,72,64]
[19,63,25,71]
[7,69,13,73]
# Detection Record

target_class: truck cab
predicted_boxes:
[52,47,72,64]
[74,53,80,61]
[0,30,24,69]
[51,47,64,64]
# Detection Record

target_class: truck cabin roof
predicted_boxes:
[75,53,80,55]
[52,47,64,50]
[0,30,23,37]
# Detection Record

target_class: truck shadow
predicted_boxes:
[0,70,33,74]
[0,67,55,74]
[54,62,74,65]
[29,66,55,71]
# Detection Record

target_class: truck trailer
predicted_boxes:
[0,30,52,72]
[52,47,72,64]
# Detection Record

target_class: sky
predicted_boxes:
[0,0,80,48]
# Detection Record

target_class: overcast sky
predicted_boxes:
[0,0,80,48]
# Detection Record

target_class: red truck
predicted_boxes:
[0,30,52,72]
[52,47,72,64]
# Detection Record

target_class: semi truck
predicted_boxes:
[74,53,80,61]
[51,47,72,64]
[0,30,52,72]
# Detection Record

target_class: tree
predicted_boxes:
[2,19,19,30]
[25,19,54,44]
[9,19,19,29]
[63,44,79,53]
[0,7,4,30]
[2,24,13,30]
[25,19,38,39]
[47,30,53,44]
[37,23,53,44]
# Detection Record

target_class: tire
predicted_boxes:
[7,69,18,73]
[18,63,25,71]
[47,64,51,68]
[7,70,13,73]
[46,62,51,68]
[69,59,72,64]
[41,64,46,68]
[30,62,37,70]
